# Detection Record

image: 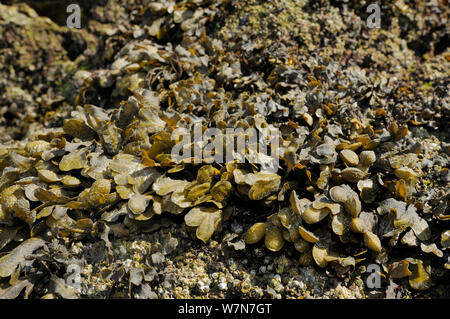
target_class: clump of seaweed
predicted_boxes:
[0,0,449,298]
